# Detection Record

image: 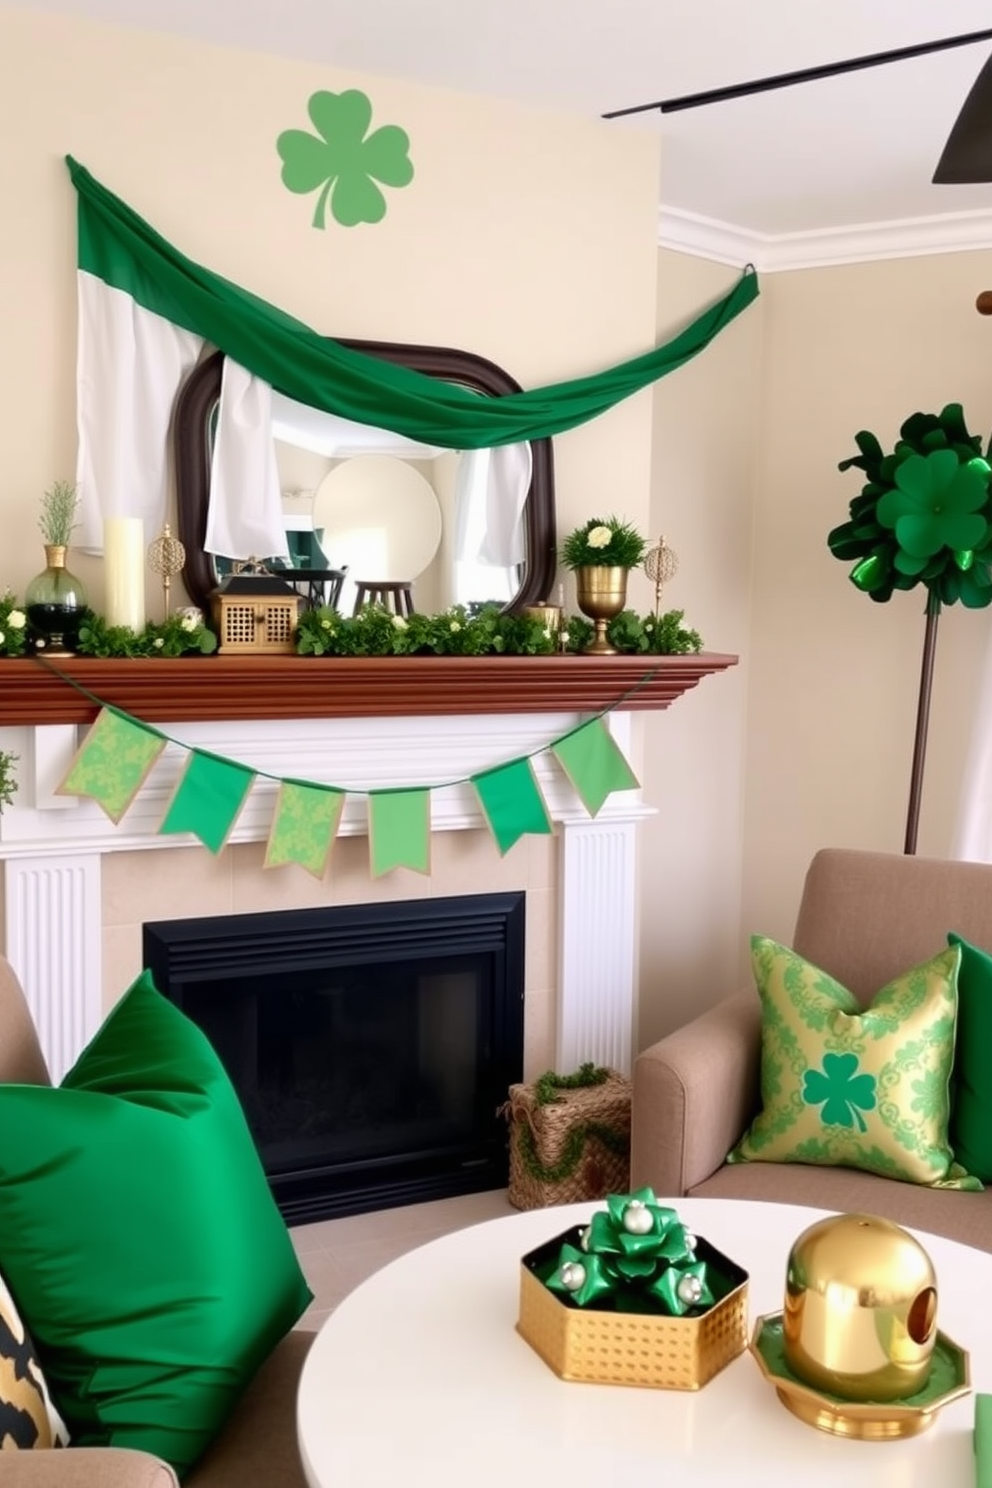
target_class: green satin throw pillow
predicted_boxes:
[0,971,312,1478]
[728,936,980,1190]
[948,933,992,1181]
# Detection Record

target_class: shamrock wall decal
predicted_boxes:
[276,89,414,228]
[802,1052,876,1133]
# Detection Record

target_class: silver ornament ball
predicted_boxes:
[622,1201,654,1236]
[676,1273,703,1306]
[559,1261,587,1292]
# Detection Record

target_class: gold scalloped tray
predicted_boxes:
[750,1312,970,1440]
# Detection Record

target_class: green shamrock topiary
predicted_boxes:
[829,404,992,607]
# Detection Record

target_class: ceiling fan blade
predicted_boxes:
[933,52,992,182]
[603,28,992,121]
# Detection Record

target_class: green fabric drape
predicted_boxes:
[67,155,760,449]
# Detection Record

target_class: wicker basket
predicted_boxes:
[517,1225,749,1389]
[503,1067,631,1210]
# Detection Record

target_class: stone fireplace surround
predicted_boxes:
[0,653,736,1083]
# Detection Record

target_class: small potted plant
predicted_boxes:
[561,516,648,655]
[25,480,88,654]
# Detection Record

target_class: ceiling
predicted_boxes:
[20,0,992,256]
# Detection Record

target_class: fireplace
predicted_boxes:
[143,891,524,1224]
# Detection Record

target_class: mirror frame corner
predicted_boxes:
[174,341,557,617]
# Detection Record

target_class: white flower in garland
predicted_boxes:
[179,615,198,633]
[7,610,25,629]
[392,615,407,630]
[586,525,613,549]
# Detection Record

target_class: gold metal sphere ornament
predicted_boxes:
[643,536,679,617]
[782,1213,938,1402]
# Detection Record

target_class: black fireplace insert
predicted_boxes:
[143,892,525,1224]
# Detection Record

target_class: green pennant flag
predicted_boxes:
[265,781,345,878]
[160,751,255,854]
[368,789,431,877]
[56,706,167,823]
[473,757,553,856]
[552,718,640,816]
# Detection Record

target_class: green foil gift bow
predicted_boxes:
[829,404,992,607]
[544,1187,715,1316]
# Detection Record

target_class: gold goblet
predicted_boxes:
[574,566,628,655]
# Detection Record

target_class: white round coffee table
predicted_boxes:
[297,1198,991,1488]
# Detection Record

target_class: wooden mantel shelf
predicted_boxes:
[0,652,738,725]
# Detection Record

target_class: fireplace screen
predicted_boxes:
[143,893,524,1223]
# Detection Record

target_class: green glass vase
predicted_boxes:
[25,545,88,655]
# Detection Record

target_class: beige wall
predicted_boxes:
[638,244,992,1047]
[0,5,660,605]
[744,250,992,947]
[637,252,763,1047]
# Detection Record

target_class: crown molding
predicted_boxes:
[658,203,992,272]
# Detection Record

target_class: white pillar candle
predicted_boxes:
[103,517,146,631]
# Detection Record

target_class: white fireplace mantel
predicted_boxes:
[0,711,653,1082]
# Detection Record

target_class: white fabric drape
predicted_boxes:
[206,360,289,561]
[75,272,203,553]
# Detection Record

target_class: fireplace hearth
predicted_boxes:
[143,892,525,1223]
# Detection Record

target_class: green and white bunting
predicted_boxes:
[368,789,431,877]
[552,718,640,817]
[57,707,166,823]
[266,781,345,877]
[52,684,642,878]
[160,752,256,854]
[472,758,553,856]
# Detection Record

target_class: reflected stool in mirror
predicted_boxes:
[353,581,415,616]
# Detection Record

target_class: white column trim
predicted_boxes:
[556,816,637,1075]
[4,853,102,1082]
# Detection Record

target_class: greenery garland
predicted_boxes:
[517,1118,630,1184]
[516,1062,628,1184]
[297,603,703,658]
[0,595,703,660]
[533,1061,610,1104]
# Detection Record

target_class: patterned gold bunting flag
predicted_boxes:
[56,707,167,823]
[472,757,552,856]
[551,717,640,817]
[265,781,345,877]
[159,751,255,854]
[368,789,431,877]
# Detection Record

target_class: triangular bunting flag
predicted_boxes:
[551,718,640,816]
[368,789,431,877]
[265,781,345,878]
[473,757,553,856]
[160,750,255,854]
[56,706,167,823]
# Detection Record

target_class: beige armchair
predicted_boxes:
[0,953,314,1488]
[630,847,992,1254]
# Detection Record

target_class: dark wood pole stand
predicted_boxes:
[904,590,941,855]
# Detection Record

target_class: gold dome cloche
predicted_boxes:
[782,1212,938,1402]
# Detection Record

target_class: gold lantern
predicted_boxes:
[211,570,301,655]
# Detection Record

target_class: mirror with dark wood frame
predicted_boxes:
[174,341,557,618]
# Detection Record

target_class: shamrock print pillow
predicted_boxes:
[727,937,980,1190]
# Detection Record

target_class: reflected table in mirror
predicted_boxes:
[296,1197,990,1488]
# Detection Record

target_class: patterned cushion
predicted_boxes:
[728,936,980,1190]
[0,1271,69,1451]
